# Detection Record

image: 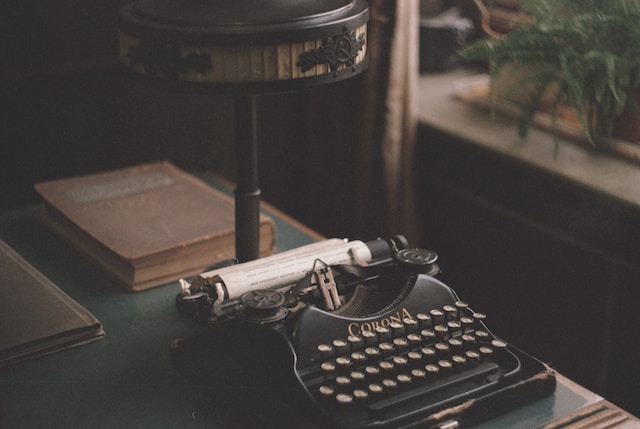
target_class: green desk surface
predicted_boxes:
[0,200,616,428]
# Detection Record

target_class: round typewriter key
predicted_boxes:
[318,385,335,397]
[365,365,380,377]
[421,346,436,358]
[434,324,449,337]
[379,360,394,373]
[336,356,352,368]
[403,317,418,332]
[392,355,409,367]
[382,378,398,389]
[479,346,494,357]
[461,333,476,346]
[491,339,508,349]
[390,321,405,336]
[393,337,409,349]
[452,354,467,367]
[332,339,349,353]
[438,359,453,371]
[375,326,391,341]
[460,317,475,330]
[455,301,469,310]
[447,320,462,331]
[397,374,412,386]
[321,361,336,374]
[347,335,363,349]
[379,342,395,356]
[448,338,463,350]
[425,363,440,376]
[475,330,490,340]
[351,351,367,363]
[368,383,384,395]
[364,346,381,358]
[350,371,366,382]
[430,309,445,324]
[434,342,450,354]
[317,344,333,359]
[443,304,457,320]
[416,313,432,327]
[407,351,423,364]
[465,350,481,362]
[420,329,436,341]
[335,376,351,386]
[353,389,369,401]
[473,312,487,323]
[407,333,422,344]
[336,393,354,404]
[411,368,427,379]
[361,330,377,345]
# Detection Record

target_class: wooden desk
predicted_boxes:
[1,198,638,428]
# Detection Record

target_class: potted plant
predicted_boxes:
[457,0,640,146]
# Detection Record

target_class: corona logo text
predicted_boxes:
[347,308,413,337]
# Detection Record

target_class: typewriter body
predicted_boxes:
[173,236,556,429]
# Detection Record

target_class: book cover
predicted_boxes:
[34,161,276,291]
[0,239,104,367]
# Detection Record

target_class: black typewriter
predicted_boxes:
[173,236,556,429]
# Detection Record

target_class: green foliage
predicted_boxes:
[458,0,640,145]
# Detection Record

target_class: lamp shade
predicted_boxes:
[119,0,369,93]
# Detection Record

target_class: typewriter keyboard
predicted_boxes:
[296,302,521,427]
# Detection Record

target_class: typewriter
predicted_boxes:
[173,236,556,429]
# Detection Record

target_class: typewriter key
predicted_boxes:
[407,351,423,364]
[336,393,354,404]
[351,351,367,363]
[425,363,440,376]
[321,361,336,375]
[411,368,427,379]
[379,342,395,356]
[368,383,384,395]
[396,373,412,386]
[353,389,369,401]
[420,328,436,341]
[335,376,352,386]
[365,365,381,377]
[430,309,445,324]
[465,350,481,362]
[336,356,352,369]
[375,326,391,341]
[347,335,363,350]
[491,339,508,349]
[407,333,422,345]
[392,355,409,367]
[421,346,436,358]
[361,330,377,345]
[317,343,333,359]
[452,355,468,368]
[379,360,395,373]
[479,346,494,358]
[350,371,366,382]
[393,337,409,349]
[319,385,335,397]
[416,313,432,327]
[438,360,453,372]
[403,317,418,332]
[390,321,405,337]
[365,347,381,358]
[382,378,398,390]
[332,339,349,354]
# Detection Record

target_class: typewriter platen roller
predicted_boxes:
[172,238,556,429]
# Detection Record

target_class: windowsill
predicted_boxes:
[417,67,640,213]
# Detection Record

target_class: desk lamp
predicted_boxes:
[118,0,369,262]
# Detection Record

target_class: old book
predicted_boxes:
[34,161,276,291]
[0,239,104,367]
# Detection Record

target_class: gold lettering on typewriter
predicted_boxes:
[347,308,413,337]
